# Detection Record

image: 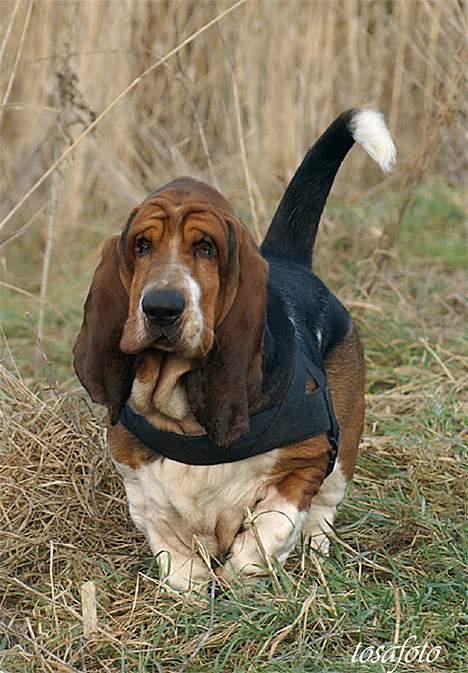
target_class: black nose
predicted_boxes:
[142,289,186,326]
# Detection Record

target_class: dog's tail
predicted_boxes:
[261,108,396,266]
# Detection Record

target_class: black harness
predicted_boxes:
[119,349,340,476]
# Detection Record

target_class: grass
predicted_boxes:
[0,181,466,672]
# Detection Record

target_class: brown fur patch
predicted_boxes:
[73,237,135,424]
[108,421,154,468]
[324,326,365,479]
[306,378,318,394]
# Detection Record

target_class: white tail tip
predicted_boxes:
[350,108,396,173]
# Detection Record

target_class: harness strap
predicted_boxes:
[119,354,340,473]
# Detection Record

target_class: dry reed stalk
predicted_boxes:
[1,6,31,89]
[0,279,65,319]
[173,31,220,191]
[175,64,221,191]
[364,37,467,294]
[36,161,58,372]
[388,0,409,133]
[219,27,260,240]
[0,0,31,131]
[36,48,94,373]
[0,0,21,76]
[267,594,315,659]
[423,0,442,134]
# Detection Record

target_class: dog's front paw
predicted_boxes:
[157,551,211,591]
[306,530,331,556]
[163,569,210,592]
[223,492,307,579]
[223,526,269,578]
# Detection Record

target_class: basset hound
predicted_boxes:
[74,108,396,590]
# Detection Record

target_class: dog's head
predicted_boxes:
[73,177,268,446]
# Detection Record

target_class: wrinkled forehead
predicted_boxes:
[151,177,235,214]
[123,178,236,238]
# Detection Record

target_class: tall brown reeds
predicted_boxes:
[0,0,466,243]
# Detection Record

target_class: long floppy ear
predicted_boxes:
[185,222,268,448]
[73,236,135,423]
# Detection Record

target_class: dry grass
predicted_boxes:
[0,1,467,671]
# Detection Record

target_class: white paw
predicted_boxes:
[224,494,307,578]
[303,462,348,557]
[306,530,331,556]
[224,527,269,577]
[157,550,211,591]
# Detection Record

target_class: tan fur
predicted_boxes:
[130,351,202,434]
[323,325,365,480]
[109,423,154,469]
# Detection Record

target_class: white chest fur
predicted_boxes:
[121,360,278,555]
[114,450,278,557]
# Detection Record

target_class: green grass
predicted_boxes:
[1,180,466,672]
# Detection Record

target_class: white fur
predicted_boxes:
[131,375,190,422]
[316,328,322,348]
[114,451,278,590]
[303,460,347,554]
[183,275,204,352]
[115,454,351,588]
[350,108,396,173]
[118,366,352,589]
[225,490,307,577]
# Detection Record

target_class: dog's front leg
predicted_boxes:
[115,460,211,591]
[223,486,308,578]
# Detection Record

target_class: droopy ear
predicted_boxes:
[185,221,268,448]
[73,236,136,423]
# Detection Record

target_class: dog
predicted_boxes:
[74,108,395,590]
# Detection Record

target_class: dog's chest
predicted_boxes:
[115,372,278,553]
[114,452,277,554]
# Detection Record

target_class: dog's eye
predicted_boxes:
[134,237,152,257]
[194,237,217,259]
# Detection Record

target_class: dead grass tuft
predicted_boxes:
[0,363,139,561]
